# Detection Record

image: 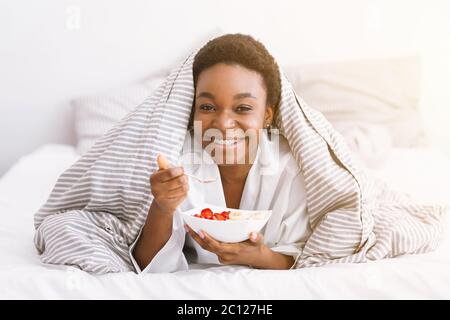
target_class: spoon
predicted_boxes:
[184,173,217,184]
[157,154,217,184]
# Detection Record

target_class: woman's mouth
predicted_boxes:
[203,135,252,164]
[213,137,245,146]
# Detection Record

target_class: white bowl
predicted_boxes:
[180,204,272,243]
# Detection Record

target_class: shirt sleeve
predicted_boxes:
[269,171,311,270]
[129,210,189,273]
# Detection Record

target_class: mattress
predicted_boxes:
[0,144,449,299]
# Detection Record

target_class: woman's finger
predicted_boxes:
[201,230,229,254]
[248,232,264,245]
[185,225,210,251]
[157,154,170,170]
[151,167,184,183]
[165,175,188,192]
[150,172,189,192]
[167,184,189,199]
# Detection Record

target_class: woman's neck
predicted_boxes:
[218,164,252,184]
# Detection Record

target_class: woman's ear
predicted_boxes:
[264,106,274,126]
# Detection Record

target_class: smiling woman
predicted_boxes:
[193,64,270,166]
[33,33,445,276]
[131,34,310,272]
[191,34,281,168]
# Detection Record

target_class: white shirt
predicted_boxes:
[129,131,311,273]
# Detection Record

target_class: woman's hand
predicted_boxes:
[150,154,189,214]
[185,225,264,266]
[185,225,294,269]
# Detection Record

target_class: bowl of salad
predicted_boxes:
[180,205,272,243]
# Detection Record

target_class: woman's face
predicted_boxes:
[193,63,273,165]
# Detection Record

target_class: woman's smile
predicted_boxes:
[193,63,273,166]
[212,136,245,147]
[205,134,250,165]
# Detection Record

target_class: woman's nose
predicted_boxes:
[213,111,236,130]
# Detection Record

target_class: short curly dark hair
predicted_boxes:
[192,33,281,122]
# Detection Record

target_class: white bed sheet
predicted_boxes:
[0,144,449,299]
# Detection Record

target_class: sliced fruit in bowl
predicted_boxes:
[180,204,272,243]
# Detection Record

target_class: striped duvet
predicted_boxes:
[33,48,447,274]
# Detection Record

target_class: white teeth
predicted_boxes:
[214,139,236,145]
[214,138,244,146]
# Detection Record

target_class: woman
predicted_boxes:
[34,33,443,275]
[131,34,311,272]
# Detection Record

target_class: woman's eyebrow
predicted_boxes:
[197,92,215,99]
[233,92,256,100]
[196,92,257,100]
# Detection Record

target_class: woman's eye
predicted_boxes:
[236,105,252,112]
[199,104,215,111]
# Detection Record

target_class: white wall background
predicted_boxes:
[1,0,449,176]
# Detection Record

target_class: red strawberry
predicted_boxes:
[215,214,226,221]
[201,208,213,219]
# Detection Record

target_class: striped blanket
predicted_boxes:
[34,48,447,274]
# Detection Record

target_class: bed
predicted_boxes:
[1,142,449,299]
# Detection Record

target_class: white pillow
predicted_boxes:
[284,56,426,148]
[332,122,393,169]
[72,75,165,155]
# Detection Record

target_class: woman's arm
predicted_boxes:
[132,201,174,270]
[250,245,295,270]
[132,155,189,271]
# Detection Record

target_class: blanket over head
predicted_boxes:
[34,44,447,274]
